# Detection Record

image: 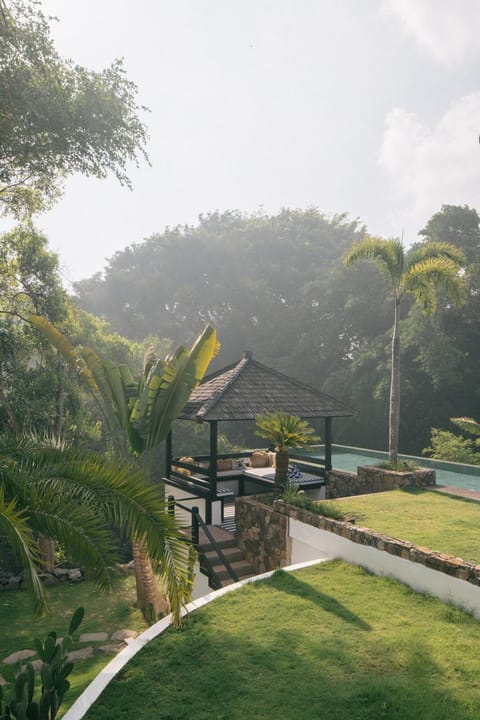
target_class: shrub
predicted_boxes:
[423,428,480,465]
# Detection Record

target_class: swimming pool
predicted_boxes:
[305,445,480,493]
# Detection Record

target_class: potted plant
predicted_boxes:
[255,411,319,487]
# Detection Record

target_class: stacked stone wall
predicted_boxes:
[235,496,288,573]
[326,466,435,499]
[273,499,480,587]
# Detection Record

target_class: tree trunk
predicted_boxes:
[132,539,169,624]
[38,533,55,572]
[54,357,66,441]
[275,449,289,487]
[389,298,401,464]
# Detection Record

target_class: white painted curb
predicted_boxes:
[62,558,329,720]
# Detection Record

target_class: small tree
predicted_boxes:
[344,237,466,464]
[255,412,319,487]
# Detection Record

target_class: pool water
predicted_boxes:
[309,445,480,493]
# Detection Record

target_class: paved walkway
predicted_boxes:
[0,629,139,685]
[435,485,480,502]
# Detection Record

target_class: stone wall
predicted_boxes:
[273,499,480,588]
[235,496,289,573]
[326,466,435,499]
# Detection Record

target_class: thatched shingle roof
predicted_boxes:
[180,352,354,422]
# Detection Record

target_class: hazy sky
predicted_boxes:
[8,1,480,282]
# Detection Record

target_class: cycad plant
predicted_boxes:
[30,316,218,623]
[255,411,319,486]
[344,237,466,464]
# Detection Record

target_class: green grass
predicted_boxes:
[0,577,147,715]
[329,488,480,564]
[84,561,480,720]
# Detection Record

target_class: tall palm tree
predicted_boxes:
[0,436,189,626]
[344,237,466,464]
[30,317,218,622]
[255,412,319,486]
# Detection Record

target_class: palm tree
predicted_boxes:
[255,412,319,486]
[0,436,190,626]
[30,317,218,622]
[344,237,466,464]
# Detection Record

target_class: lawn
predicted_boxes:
[0,576,147,716]
[84,561,480,720]
[330,488,480,564]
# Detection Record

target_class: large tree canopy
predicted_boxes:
[0,0,149,217]
[73,205,480,457]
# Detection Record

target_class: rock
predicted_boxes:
[3,649,36,665]
[53,568,69,578]
[79,632,108,643]
[7,576,22,590]
[67,647,94,661]
[94,644,124,656]
[110,629,138,642]
[68,569,83,582]
[41,574,59,586]
[0,674,7,686]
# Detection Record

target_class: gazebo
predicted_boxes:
[165,352,354,523]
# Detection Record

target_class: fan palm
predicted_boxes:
[0,436,189,625]
[344,237,466,463]
[30,317,218,622]
[255,412,319,486]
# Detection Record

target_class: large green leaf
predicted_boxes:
[133,325,218,449]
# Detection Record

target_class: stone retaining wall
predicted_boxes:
[273,499,480,587]
[235,496,289,573]
[326,466,435,499]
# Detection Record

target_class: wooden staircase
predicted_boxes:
[198,525,256,589]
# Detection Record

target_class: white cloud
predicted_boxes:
[382,0,480,65]
[378,93,480,236]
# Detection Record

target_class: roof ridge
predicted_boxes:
[195,352,251,420]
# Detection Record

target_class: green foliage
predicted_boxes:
[0,0,149,217]
[0,607,84,719]
[255,412,319,451]
[32,317,219,625]
[376,460,418,471]
[0,435,188,614]
[279,482,345,519]
[423,428,480,465]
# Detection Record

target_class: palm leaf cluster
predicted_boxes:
[0,436,189,620]
[255,412,319,451]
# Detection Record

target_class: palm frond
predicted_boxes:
[451,417,480,437]
[0,489,46,614]
[133,325,218,449]
[343,236,404,289]
[408,241,466,268]
[404,257,466,313]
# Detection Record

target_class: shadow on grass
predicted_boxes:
[269,569,371,630]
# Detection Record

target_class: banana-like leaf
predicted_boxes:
[29,315,97,391]
[133,326,218,448]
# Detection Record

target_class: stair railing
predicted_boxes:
[168,496,239,587]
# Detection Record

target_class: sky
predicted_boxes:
[7,0,480,283]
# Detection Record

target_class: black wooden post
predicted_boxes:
[192,506,200,546]
[324,417,332,472]
[207,420,218,525]
[167,495,175,517]
[165,430,172,479]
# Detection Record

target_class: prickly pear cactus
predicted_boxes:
[0,607,84,720]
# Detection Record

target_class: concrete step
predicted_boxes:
[203,546,244,565]
[198,525,236,553]
[209,559,256,582]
